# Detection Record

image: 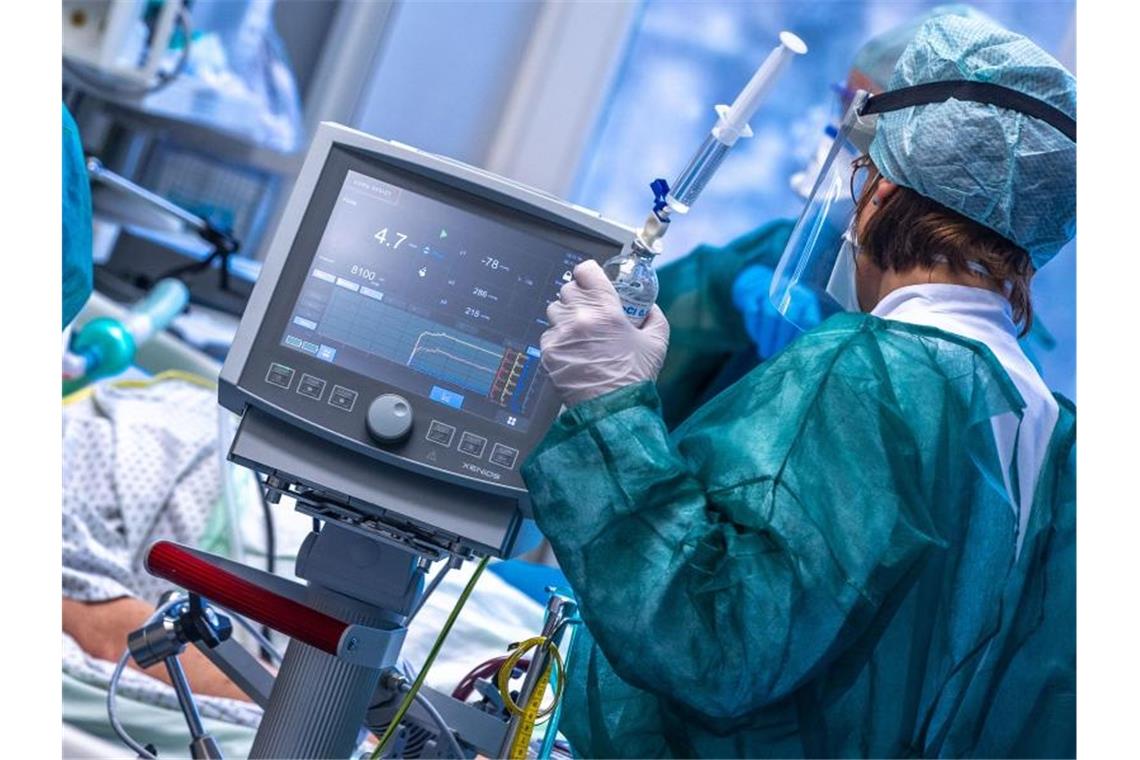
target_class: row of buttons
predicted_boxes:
[426,420,518,469]
[266,363,357,411]
[266,363,518,469]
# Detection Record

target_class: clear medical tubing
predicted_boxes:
[122,278,190,344]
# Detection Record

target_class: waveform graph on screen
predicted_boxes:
[407,331,501,394]
[315,287,510,396]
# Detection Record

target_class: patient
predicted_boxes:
[62,374,255,704]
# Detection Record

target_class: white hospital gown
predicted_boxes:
[62,375,261,726]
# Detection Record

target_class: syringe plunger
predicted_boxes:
[666,30,807,214]
[716,31,807,145]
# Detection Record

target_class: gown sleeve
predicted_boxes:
[522,327,952,722]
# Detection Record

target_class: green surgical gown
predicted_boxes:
[522,313,1075,758]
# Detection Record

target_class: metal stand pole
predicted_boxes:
[164,656,223,759]
[249,525,421,759]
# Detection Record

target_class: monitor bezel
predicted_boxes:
[220,123,635,499]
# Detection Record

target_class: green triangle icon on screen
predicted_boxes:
[439,229,448,239]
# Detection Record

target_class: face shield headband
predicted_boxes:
[768,81,1076,331]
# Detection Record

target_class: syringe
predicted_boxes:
[607,31,808,324]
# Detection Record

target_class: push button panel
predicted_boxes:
[328,385,358,412]
[298,373,327,400]
[426,420,456,447]
[489,443,519,470]
[247,355,534,491]
[265,363,295,389]
[458,432,487,458]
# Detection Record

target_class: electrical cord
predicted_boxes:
[254,474,277,661]
[63,5,193,99]
[108,648,157,759]
[371,555,490,759]
[451,656,531,703]
[497,637,565,721]
[409,688,466,759]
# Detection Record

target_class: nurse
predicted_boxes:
[524,14,1076,758]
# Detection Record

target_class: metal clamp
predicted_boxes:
[127,595,231,759]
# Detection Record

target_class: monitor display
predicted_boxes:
[279,169,591,432]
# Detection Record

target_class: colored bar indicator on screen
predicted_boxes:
[430,386,465,409]
[312,269,336,283]
[293,316,318,330]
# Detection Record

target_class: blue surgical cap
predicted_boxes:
[869,15,1076,268]
[851,4,992,92]
[63,103,93,328]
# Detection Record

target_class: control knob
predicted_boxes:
[366,393,413,443]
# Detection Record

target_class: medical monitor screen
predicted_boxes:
[278,166,598,433]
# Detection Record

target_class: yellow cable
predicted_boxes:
[371,555,489,759]
[496,637,565,719]
[496,636,566,759]
[63,369,216,405]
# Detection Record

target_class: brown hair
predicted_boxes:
[853,157,1035,335]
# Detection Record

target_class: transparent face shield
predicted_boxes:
[770,82,1076,331]
[770,92,878,329]
[788,82,861,200]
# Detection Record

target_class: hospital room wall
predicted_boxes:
[351,2,543,168]
[348,0,635,197]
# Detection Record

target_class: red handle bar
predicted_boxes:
[146,540,347,655]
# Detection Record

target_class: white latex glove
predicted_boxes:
[540,259,670,407]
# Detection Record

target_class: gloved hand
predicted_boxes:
[732,263,820,359]
[541,259,670,407]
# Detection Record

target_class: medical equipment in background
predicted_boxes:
[64,0,311,287]
[606,31,807,324]
[63,0,192,96]
[117,122,634,758]
[69,156,247,369]
[86,157,243,294]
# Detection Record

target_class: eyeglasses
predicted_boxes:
[849,154,875,204]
